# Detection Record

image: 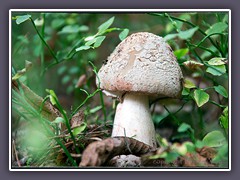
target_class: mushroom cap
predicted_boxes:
[97,32,183,99]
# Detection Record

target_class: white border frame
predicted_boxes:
[9,9,231,172]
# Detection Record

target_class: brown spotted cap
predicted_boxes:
[97,32,183,99]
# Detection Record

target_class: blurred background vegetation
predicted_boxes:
[11,11,229,168]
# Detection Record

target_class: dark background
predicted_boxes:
[1,0,239,179]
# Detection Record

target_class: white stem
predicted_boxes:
[111,93,157,148]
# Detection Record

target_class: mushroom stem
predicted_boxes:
[111,93,157,148]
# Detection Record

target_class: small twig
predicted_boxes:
[70,153,82,158]
[151,103,157,115]
[124,129,132,154]
[12,140,21,167]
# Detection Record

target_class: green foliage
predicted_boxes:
[193,89,210,107]
[205,22,228,35]
[206,64,226,76]
[164,27,198,40]
[119,28,129,41]
[203,130,227,148]
[214,85,228,98]
[219,107,229,130]
[212,144,228,167]
[97,16,115,34]
[183,78,196,89]
[58,25,89,34]
[177,123,193,133]
[72,122,87,136]
[151,12,229,167]
[208,57,226,65]
[51,117,65,124]
[174,48,189,59]
[15,14,31,24]
[12,12,229,168]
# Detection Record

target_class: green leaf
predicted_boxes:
[75,45,91,52]
[59,25,89,34]
[164,33,178,41]
[219,107,228,129]
[193,89,209,107]
[174,48,189,59]
[208,57,226,65]
[156,134,169,148]
[98,16,115,34]
[184,79,196,89]
[205,22,228,35]
[153,114,167,124]
[172,143,188,156]
[57,66,67,75]
[47,89,58,105]
[62,75,71,85]
[17,35,29,44]
[178,27,198,40]
[223,14,229,24]
[182,87,190,96]
[177,14,191,28]
[78,25,89,32]
[89,106,102,114]
[52,117,65,124]
[206,65,226,76]
[93,36,106,48]
[182,13,196,18]
[85,38,97,46]
[165,151,180,163]
[119,29,129,41]
[84,35,95,41]
[183,141,195,152]
[16,15,31,25]
[69,67,79,74]
[202,130,226,147]
[34,18,44,26]
[212,144,228,167]
[178,123,192,133]
[214,85,228,98]
[149,152,167,160]
[51,19,65,29]
[194,140,205,149]
[72,122,87,136]
[223,106,228,115]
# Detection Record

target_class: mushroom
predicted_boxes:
[97,32,183,148]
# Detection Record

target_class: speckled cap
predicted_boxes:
[97,32,183,99]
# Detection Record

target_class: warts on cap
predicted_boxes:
[97,32,183,147]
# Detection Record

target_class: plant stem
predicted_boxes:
[150,13,224,55]
[54,99,80,154]
[72,89,101,116]
[209,100,227,108]
[12,90,78,166]
[197,108,204,138]
[99,90,107,125]
[29,17,59,63]
[163,105,180,126]
[88,61,107,125]
[40,13,46,76]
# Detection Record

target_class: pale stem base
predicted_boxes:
[111,93,157,148]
